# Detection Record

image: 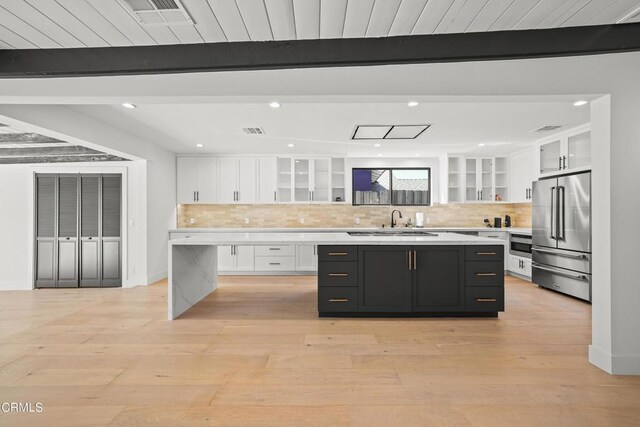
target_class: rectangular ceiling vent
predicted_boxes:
[242,127,265,135]
[120,0,194,26]
[351,125,431,140]
[534,125,563,132]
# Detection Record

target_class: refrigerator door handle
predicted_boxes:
[532,247,588,259]
[550,186,556,239]
[532,263,589,281]
[559,186,566,240]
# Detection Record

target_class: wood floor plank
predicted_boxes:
[0,275,637,426]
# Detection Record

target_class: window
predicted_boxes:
[352,168,431,206]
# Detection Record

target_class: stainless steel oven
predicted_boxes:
[510,233,532,258]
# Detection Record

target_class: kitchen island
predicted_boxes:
[168,232,505,320]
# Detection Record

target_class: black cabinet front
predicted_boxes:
[413,247,464,312]
[358,246,412,312]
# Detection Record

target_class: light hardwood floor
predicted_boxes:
[1,276,639,426]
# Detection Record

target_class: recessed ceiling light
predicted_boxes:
[374,143,381,147]
[414,153,420,156]
[122,103,136,109]
[478,143,486,147]
[270,101,281,108]
[408,101,419,107]
[196,144,204,148]
[287,143,294,147]
[378,153,383,157]
[573,100,588,106]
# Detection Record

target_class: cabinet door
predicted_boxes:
[177,157,198,204]
[413,247,463,311]
[293,158,311,202]
[217,157,238,203]
[539,140,562,175]
[464,158,478,202]
[196,157,217,203]
[479,158,493,201]
[522,258,532,277]
[509,150,531,203]
[258,157,278,203]
[312,158,330,202]
[218,246,235,271]
[235,246,255,271]
[567,131,591,170]
[296,244,317,271]
[57,175,79,287]
[237,157,257,203]
[359,246,412,312]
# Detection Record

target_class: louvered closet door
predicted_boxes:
[80,175,101,287]
[57,175,79,287]
[35,175,57,288]
[101,174,122,287]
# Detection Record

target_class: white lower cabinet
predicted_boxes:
[254,244,295,272]
[508,254,532,279]
[218,245,255,272]
[296,244,317,271]
[478,231,509,261]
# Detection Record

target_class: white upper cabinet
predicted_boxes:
[463,156,507,202]
[537,124,591,178]
[176,157,217,204]
[509,148,535,203]
[217,157,257,203]
[257,157,278,203]
[280,156,343,203]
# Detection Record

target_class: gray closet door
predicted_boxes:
[101,174,121,287]
[35,175,56,288]
[57,175,79,287]
[80,175,101,287]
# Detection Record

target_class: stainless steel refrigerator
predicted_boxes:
[532,171,591,301]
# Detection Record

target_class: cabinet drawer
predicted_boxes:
[465,287,504,312]
[318,245,357,262]
[465,245,504,261]
[255,245,295,256]
[318,262,358,287]
[466,262,505,286]
[318,287,358,313]
[254,256,295,271]
[477,231,508,240]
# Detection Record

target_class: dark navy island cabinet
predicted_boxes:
[317,244,504,317]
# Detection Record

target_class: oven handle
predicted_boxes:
[532,263,589,281]
[532,247,588,260]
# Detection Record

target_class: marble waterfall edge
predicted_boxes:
[169,244,217,320]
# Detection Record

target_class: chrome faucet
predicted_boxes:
[391,210,403,228]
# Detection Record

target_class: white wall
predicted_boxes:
[0,105,176,287]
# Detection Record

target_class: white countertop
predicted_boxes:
[169,227,532,235]
[169,231,507,246]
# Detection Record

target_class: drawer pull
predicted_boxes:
[269,262,281,265]
[476,298,497,302]
[476,273,497,276]
[328,273,348,277]
[476,252,497,255]
[268,248,281,251]
[329,298,349,302]
[328,252,349,256]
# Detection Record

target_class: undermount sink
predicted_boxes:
[348,231,438,237]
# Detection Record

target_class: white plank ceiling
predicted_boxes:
[0,0,639,49]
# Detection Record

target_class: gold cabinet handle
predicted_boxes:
[329,298,349,302]
[413,250,417,271]
[476,252,497,255]
[328,252,348,256]
[476,298,497,302]
[408,251,412,270]
[328,273,348,277]
[476,273,497,276]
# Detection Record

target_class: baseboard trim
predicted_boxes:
[589,345,640,375]
[0,281,32,291]
[589,345,613,374]
[147,270,168,285]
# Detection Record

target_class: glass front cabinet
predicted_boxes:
[537,124,591,177]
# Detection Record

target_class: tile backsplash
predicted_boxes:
[177,203,532,229]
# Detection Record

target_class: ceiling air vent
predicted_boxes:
[242,127,265,135]
[119,0,194,26]
[534,125,563,133]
